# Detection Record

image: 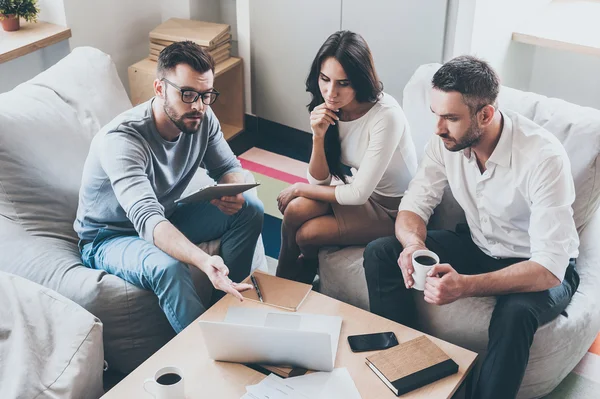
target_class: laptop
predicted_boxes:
[198,307,343,371]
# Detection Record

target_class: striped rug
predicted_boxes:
[239,147,309,264]
[239,147,600,398]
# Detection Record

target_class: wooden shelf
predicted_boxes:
[213,57,240,77]
[0,21,71,64]
[221,123,244,141]
[512,0,600,56]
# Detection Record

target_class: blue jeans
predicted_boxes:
[80,192,264,333]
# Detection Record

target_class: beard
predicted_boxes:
[439,116,483,152]
[163,92,204,135]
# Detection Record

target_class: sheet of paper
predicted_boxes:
[242,369,361,399]
[284,368,362,399]
[244,374,310,399]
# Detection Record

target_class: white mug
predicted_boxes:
[411,250,440,291]
[143,366,185,399]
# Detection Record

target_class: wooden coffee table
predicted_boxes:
[102,278,478,399]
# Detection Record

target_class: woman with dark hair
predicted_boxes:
[276,31,418,283]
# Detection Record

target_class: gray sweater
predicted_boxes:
[74,99,242,244]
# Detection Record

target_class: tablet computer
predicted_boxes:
[175,182,260,204]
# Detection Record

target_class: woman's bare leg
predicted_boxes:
[276,197,330,281]
[293,215,343,283]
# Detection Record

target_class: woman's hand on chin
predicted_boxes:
[310,103,339,138]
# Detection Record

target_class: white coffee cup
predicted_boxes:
[411,250,440,291]
[143,366,185,399]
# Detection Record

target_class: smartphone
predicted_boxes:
[347,331,399,353]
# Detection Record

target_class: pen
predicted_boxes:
[250,274,264,303]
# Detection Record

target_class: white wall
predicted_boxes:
[446,0,600,110]
[529,46,600,110]
[444,0,475,61]
[63,0,162,93]
[160,0,192,21]
[447,0,552,90]
[236,0,251,114]
[190,0,220,24]
[38,0,67,26]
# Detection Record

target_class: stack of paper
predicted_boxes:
[149,18,231,64]
[241,368,362,399]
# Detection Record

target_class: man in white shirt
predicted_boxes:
[363,55,580,399]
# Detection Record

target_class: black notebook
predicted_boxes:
[365,335,459,396]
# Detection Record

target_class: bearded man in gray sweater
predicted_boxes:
[74,41,264,333]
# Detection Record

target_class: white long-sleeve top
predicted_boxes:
[399,110,579,281]
[307,93,418,205]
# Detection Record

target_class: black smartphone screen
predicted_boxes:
[347,331,399,352]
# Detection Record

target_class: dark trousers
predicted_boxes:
[363,225,579,399]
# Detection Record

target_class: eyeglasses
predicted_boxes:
[161,78,220,105]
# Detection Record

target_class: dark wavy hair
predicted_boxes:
[306,31,382,183]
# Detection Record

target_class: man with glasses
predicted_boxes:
[74,41,264,333]
[363,55,580,399]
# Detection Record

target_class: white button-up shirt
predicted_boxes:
[400,110,579,281]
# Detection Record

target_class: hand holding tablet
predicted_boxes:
[211,194,245,216]
[175,182,260,204]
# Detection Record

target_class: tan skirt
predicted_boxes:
[330,192,401,245]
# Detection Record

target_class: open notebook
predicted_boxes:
[241,271,312,312]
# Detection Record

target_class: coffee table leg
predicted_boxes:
[464,369,474,399]
[454,369,474,399]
